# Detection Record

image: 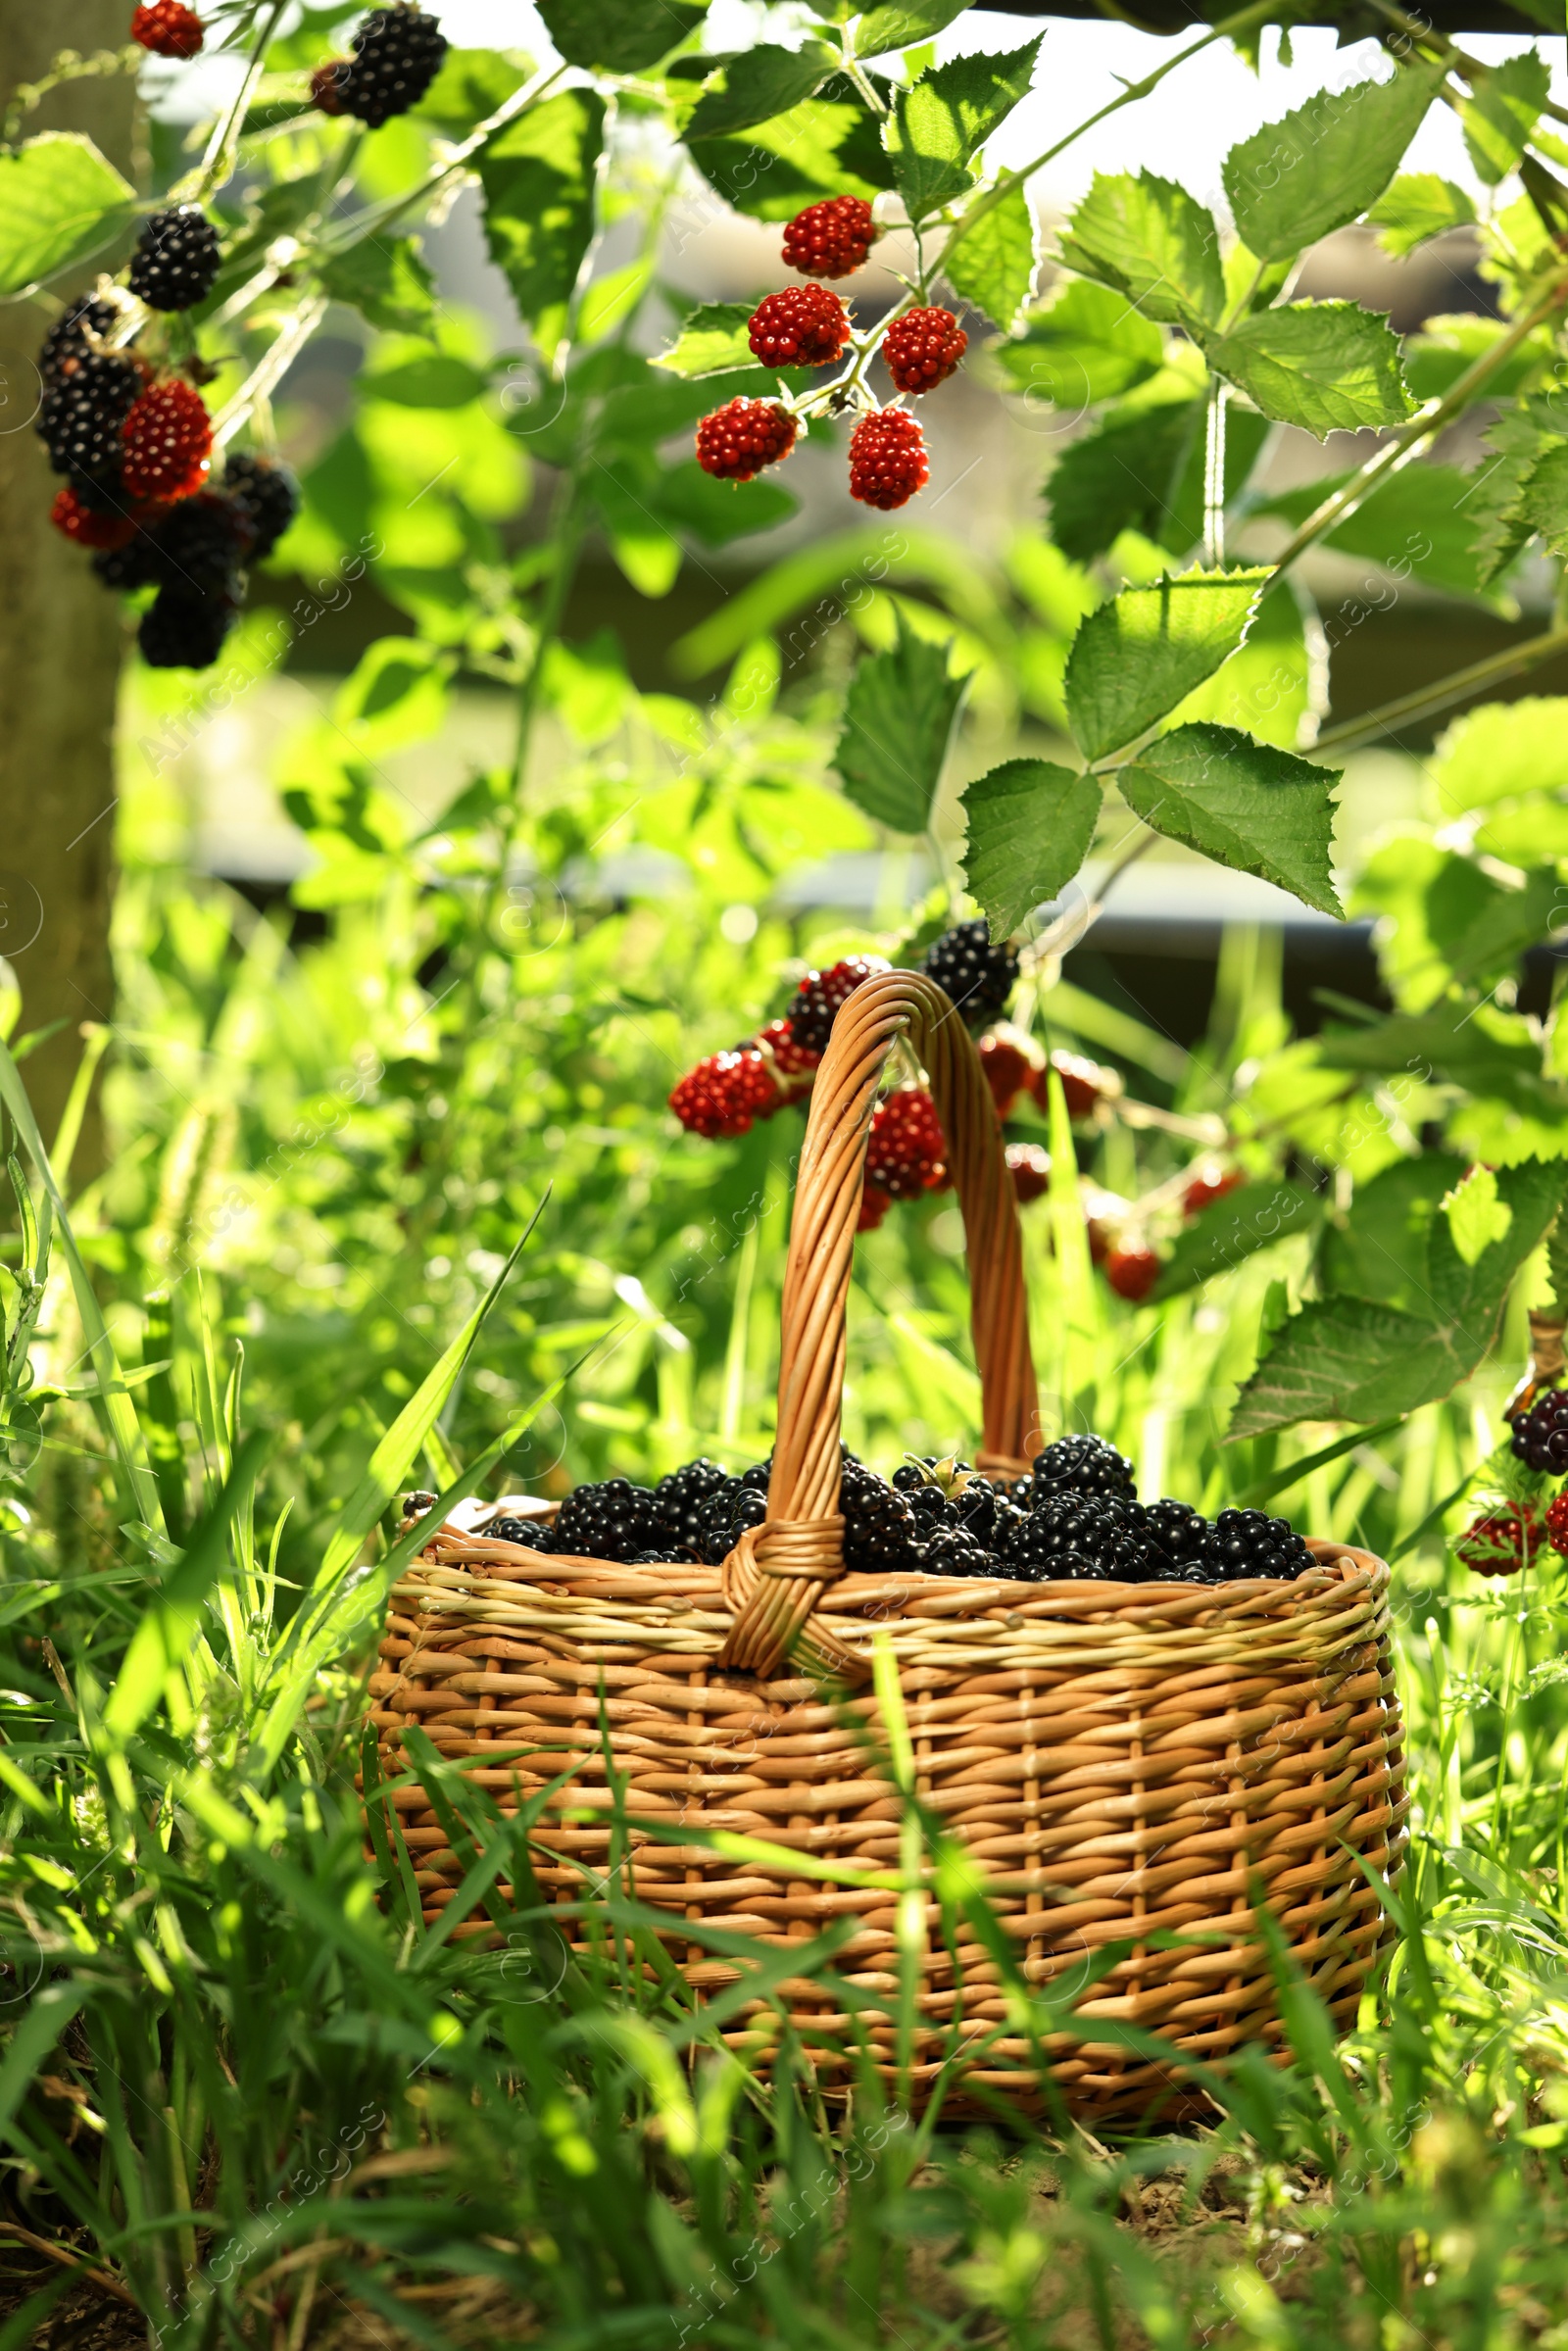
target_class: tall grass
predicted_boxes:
[3,748,1568,2346]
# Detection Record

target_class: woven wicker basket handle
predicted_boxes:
[717,966,1041,1680]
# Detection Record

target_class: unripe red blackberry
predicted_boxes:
[979,1031,1033,1118]
[882,306,966,395]
[923,920,1018,1026]
[1006,1141,1051,1203]
[1183,1163,1245,1217]
[748,284,850,367]
[131,1,205,56]
[1040,1049,1117,1119]
[1105,1243,1160,1302]
[668,1048,781,1139]
[866,1087,947,1199]
[848,408,928,510]
[781,195,875,279]
[858,1183,893,1233]
[1547,1490,1568,1557]
[786,955,889,1053]
[312,59,350,114]
[695,397,797,482]
[756,1016,821,1083]
[50,488,136,552]
[122,378,213,500]
[222,452,299,559]
[129,207,221,313]
[331,4,448,128]
[1456,1507,1543,1578]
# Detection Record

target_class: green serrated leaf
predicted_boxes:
[834,613,964,833]
[1368,171,1477,260]
[885,39,1040,222]
[1428,1155,1561,1329]
[318,234,437,336]
[0,132,136,299]
[1467,400,1554,586]
[1251,463,1500,607]
[1518,441,1568,557]
[1118,723,1343,917]
[652,459,797,546]
[652,301,757,378]
[362,353,487,408]
[412,45,529,134]
[686,78,897,220]
[684,42,838,140]
[1462,48,1550,186]
[1229,1297,1460,1436]
[1222,64,1444,264]
[1044,396,1268,567]
[1063,569,1269,762]
[1055,170,1224,330]
[1152,1179,1323,1301]
[539,0,706,71]
[856,0,973,57]
[959,759,1102,939]
[1203,302,1411,439]
[942,181,1037,332]
[993,278,1164,409]
[478,90,606,358]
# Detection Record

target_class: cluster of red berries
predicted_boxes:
[131,1,205,56]
[693,194,968,513]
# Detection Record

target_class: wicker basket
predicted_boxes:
[368,968,1407,2122]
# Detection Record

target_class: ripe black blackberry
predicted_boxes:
[952,1475,999,1545]
[1031,1433,1136,1504]
[93,532,161,593]
[1145,1498,1212,1570]
[1003,1490,1129,1582]
[1208,1508,1313,1581]
[138,584,238,669]
[921,920,1019,1028]
[335,4,448,128]
[840,1456,921,1572]
[222,452,299,559]
[786,955,889,1053]
[147,492,252,594]
[551,1477,661,1562]
[36,348,142,490]
[990,1497,1028,1558]
[738,1458,772,1494]
[129,207,221,312]
[630,1548,692,1565]
[696,1480,767,1564]
[487,1514,555,1552]
[39,297,120,385]
[904,1482,951,1528]
[892,1459,935,1492]
[1511,1387,1568,1473]
[922,1526,990,1577]
[655,1457,730,1551]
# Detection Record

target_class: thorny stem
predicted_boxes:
[1270,259,1568,578]
[1312,622,1568,755]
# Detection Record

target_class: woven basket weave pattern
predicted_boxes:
[368,971,1407,2119]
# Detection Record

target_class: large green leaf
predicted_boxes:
[834,614,964,833]
[653,301,757,379]
[412,45,529,133]
[0,133,136,298]
[1152,1180,1323,1301]
[687,79,896,220]
[318,235,437,336]
[1462,48,1549,185]
[960,759,1102,939]
[1368,172,1476,259]
[1318,1152,1469,1309]
[652,459,798,546]
[856,0,973,57]
[1055,171,1224,330]
[993,279,1165,409]
[943,181,1037,332]
[1231,1159,1561,1435]
[1251,463,1499,606]
[885,39,1040,221]
[684,43,838,140]
[1062,569,1269,763]
[478,90,606,357]
[1118,724,1343,917]
[1204,302,1410,438]
[539,0,706,70]
[1045,396,1268,566]
[1222,64,1444,264]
